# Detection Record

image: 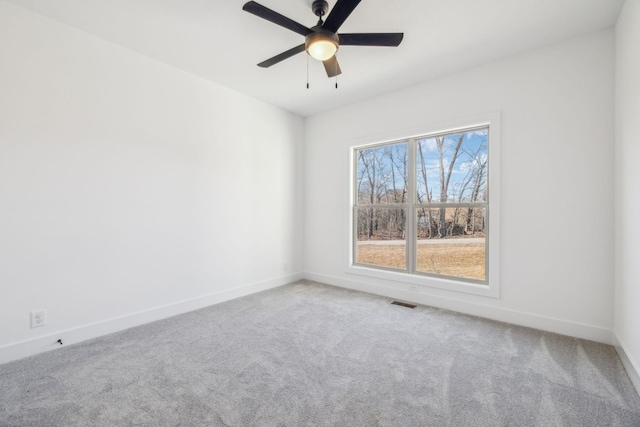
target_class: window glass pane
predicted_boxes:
[356,142,408,205]
[416,207,486,281]
[416,128,488,204]
[355,207,406,270]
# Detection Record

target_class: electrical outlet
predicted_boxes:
[408,285,420,292]
[31,310,47,328]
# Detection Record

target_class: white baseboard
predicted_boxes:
[2,271,618,368]
[0,273,303,365]
[612,333,640,396]
[304,272,613,344]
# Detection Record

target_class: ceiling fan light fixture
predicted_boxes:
[305,31,339,61]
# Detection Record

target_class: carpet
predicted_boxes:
[1,280,639,426]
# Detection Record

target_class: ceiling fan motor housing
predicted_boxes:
[306,27,339,48]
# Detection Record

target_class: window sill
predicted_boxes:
[345,264,500,298]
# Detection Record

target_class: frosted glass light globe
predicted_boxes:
[307,39,338,61]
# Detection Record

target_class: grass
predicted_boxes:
[356,243,485,281]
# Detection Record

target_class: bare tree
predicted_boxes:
[436,134,464,237]
[358,150,377,239]
[466,150,487,234]
[417,141,435,238]
[384,145,408,237]
[357,147,397,239]
[452,141,487,234]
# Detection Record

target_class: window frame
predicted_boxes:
[347,113,500,298]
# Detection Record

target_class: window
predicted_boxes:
[350,119,499,297]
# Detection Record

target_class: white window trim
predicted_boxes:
[345,112,501,298]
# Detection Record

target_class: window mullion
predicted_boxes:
[407,138,417,273]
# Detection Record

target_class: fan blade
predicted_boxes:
[257,44,306,68]
[323,0,362,33]
[243,1,312,37]
[339,33,404,47]
[323,56,342,77]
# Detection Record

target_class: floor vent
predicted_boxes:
[391,301,417,309]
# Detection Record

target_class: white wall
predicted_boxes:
[614,0,640,390]
[0,0,625,367]
[0,1,304,363]
[304,30,615,343]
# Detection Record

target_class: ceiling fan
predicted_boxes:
[242,0,404,78]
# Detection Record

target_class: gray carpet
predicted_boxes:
[1,281,639,426]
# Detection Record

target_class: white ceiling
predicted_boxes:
[6,0,625,117]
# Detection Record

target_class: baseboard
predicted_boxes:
[1,271,615,366]
[612,333,640,396]
[304,272,613,344]
[0,273,303,365]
